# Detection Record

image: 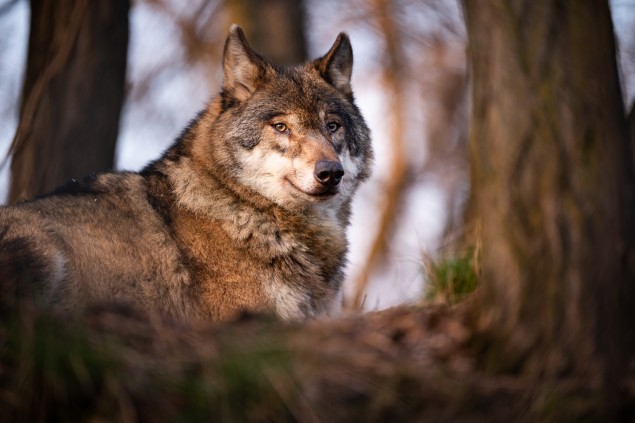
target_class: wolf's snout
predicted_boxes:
[314,160,344,188]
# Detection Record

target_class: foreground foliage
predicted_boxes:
[2,302,633,422]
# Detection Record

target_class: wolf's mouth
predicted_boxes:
[284,178,338,199]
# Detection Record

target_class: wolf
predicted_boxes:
[0,25,373,322]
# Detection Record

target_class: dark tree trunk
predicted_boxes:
[463,0,635,392]
[225,0,307,65]
[629,101,635,165]
[9,0,129,203]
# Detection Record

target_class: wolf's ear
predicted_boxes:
[223,24,267,102]
[315,33,353,94]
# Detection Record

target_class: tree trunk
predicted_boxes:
[224,0,307,65]
[463,0,635,391]
[9,0,129,203]
[629,101,635,166]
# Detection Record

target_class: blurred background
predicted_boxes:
[1,0,634,310]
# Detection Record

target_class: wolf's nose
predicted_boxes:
[315,160,344,187]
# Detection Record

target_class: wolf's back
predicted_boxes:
[0,173,199,317]
[0,225,52,307]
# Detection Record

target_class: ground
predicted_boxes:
[1,301,633,421]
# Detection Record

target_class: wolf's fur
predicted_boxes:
[0,26,373,322]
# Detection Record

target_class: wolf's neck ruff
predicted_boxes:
[162,129,342,260]
[0,25,372,322]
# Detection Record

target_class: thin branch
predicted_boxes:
[346,0,409,311]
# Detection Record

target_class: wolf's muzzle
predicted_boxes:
[314,160,344,188]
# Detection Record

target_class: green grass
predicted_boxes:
[424,246,479,305]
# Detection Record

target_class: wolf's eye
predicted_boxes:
[327,122,341,133]
[273,123,288,133]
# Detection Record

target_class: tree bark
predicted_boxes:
[629,101,635,166]
[9,0,129,203]
[463,0,635,391]
[224,0,307,65]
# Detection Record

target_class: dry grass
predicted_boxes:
[1,300,632,422]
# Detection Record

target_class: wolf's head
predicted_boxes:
[201,25,372,219]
